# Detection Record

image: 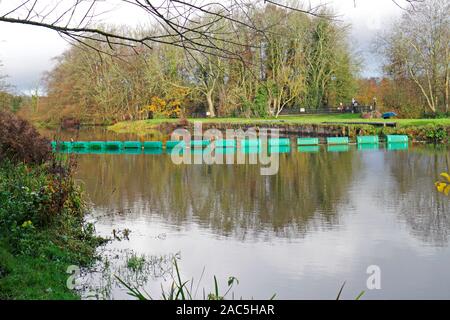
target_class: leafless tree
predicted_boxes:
[0,0,332,60]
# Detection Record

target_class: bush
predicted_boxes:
[0,110,51,164]
[423,112,450,119]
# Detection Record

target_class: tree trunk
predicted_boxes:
[206,90,215,117]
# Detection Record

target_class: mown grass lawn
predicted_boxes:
[108,114,450,135]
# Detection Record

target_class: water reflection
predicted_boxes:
[384,146,450,245]
[76,149,358,239]
[67,132,450,299]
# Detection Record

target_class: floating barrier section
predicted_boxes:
[72,141,88,149]
[166,141,186,149]
[123,141,142,149]
[357,136,379,144]
[327,137,349,145]
[88,141,106,150]
[190,140,210,147]
[297,138,319,146]
[386,135,408,143]
[143,141,163,149]
[214,139,236,148]
[268,138,290,147]
[105,141,123,150]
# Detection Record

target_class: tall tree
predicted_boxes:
[378,0,450,113]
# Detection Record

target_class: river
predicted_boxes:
[46,128,450,299]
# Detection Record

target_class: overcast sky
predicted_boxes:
[0,0,404,93]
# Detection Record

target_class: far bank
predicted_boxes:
[107,115,450,144]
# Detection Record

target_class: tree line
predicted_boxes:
[24,4,358,123]
[1,0,448,123]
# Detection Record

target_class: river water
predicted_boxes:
[48,128,450,299]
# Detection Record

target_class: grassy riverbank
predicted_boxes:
[0,161,103,299]
[0,111,103,300]
[108,114,450,143]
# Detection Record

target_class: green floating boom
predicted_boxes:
[72,141,88,149]
[143,141,163,149]
[123,141,142,149]
[166,140,186,149]
[386,135,408,143]
[327,137,349,145]
[241,139,260,148]
[191,139,210,147]
[297,138,319,146]
[88,141,106,150]
[214,139,236,148]
[268,138,290,146]
[357,136,379,144]
[105,141,123,150]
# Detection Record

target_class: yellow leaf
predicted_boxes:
[440,173,450,182]
[436,182,447,193]
[445,185,450,196]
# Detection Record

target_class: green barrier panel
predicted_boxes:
[241,139,260,148]
[327,137,349,145]
[144,148,163,155]
[105,141,123,150]
[269,145,291,154]
[387,142,409,151]
[72,141,88,149]
[298,146,320,153]
[268,138,290,146]
[327,145,350,152]
[143,141,163,149]
[357,143,379,151]
[191,139,210,147]
[297,138,319,146]
[214,139,236,148]
[386,135,408,143]
[357,136,379,144]
[166,140,186,149]
[88,141,106,150]
[124,141,142,149]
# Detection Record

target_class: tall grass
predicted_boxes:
[115,258,364,300]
